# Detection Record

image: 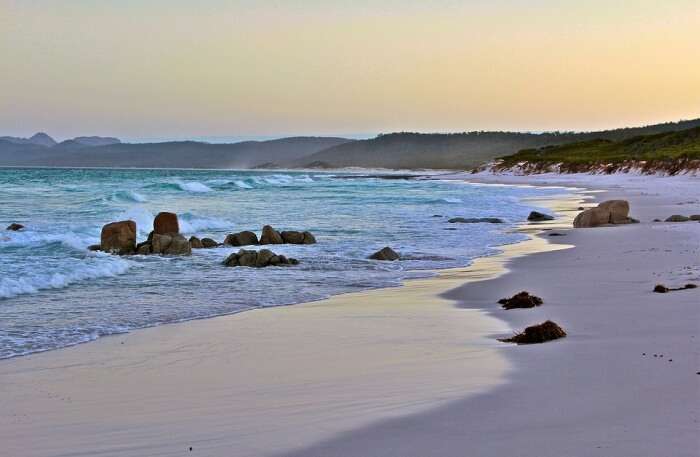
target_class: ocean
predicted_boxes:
[0,168,565,359]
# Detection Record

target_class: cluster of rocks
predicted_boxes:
[91,212,324,268]
[223,249,299,268]
[223,225,317,246]
[573,200,638,228]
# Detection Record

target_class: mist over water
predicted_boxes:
[0,168,564,359]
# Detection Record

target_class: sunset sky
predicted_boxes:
[1,0,699,141]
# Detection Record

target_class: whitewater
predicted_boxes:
[0,168,567,358]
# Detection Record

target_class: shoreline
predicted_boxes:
[279,172,700,457]
[0,184,584,457]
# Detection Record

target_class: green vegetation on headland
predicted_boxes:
[493,126,700,174]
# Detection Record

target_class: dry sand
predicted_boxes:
[2,174,698,457]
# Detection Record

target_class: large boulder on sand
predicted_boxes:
[369,247,400,261]
[153,212,179,235]
[223,249,298,268]
[260,225,284,245]
[100,220,137,255]
[573,200,635,228]
[224,231,259,246]
[598,200,630,224]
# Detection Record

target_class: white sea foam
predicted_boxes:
[234,180,253,189]
[0,255,131,299]
[175,181,213,193]
[112,190,147,203]
[442,197,462,203]
[1,229,96,250]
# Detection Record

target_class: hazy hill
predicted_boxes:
[493,126,700,174]
[0,132,57,147]
[0,136,352,169]
[295,119,700,169]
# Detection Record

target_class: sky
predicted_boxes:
[1,0,699,141]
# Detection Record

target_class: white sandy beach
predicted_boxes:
[2,173,699,457]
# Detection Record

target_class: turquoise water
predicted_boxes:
[0,168,564,359]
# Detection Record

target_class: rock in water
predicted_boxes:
[527,211,554,222]
[189,236,204,249]
[448,217,504,224]
[498,291,544,309]
[223,249,298,267]
[224,231,259,246]
[201,238,219,248]
[260,225,284,245]
[87,244,101,251]
[149,233,192,255]
[6,223,24,231]
[500,320,567,344]
[100,220,137,255]
[279,230,318,244]
[653,284,669,293]
[281,231,305,244]
[690,215,700,221]
[153,212,179,234]
[665,215,690,222]
[302,231,317,244]
[369,247,400,261]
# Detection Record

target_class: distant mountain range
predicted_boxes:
[1,118,699,170]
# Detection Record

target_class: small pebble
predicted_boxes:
[669,359,673,362]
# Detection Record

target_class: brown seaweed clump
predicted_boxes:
[500,320,567,344]
[498,291,544,310]
[653,283,697,293]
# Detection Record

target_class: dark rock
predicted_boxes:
[100,220,137,255]
[653,218,662,222]
[281,231,305,244]
[223,249,298,268]
[448,217,504,224]
[6,223,24,231]
[369,247,400,261]
[665,215,690,222]
[547,232,566,237]
[201,238,219,248]
[655,283,697,293]
[498,291,544,310]
[653,284,669,293]
[527,211,554,222]
[150,233,191,255]
[500,320,566,344]
[189,236,203,249]
[260,225,284,245]
[153,212,180,234]
[302,231,317,244]
[136,243,151,255]
[87,244,101,251]
[690,215,700,221]
[224,231,259,246]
